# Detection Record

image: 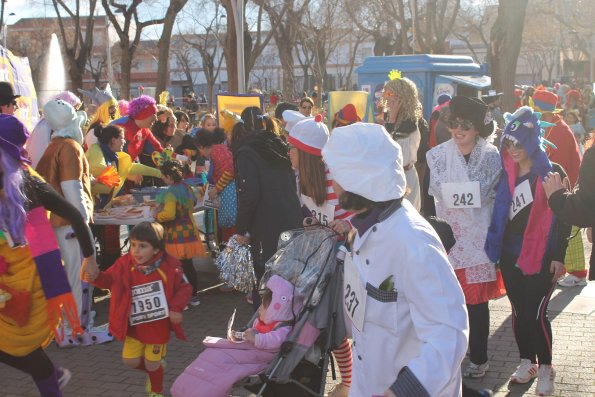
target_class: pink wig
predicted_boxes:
[51,91,82,109]
[128,95,156,118]
[118,99,129,116]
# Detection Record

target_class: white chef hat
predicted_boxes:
[282,109,310,134]
[322,122,406,202]
[288,114,329,156]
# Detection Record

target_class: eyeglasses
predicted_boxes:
[447,119,474,131]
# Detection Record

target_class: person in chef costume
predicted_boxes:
[321,122,469,397]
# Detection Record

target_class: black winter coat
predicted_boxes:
[549,145,595,227]
[234,132,302,266]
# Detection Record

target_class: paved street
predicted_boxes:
[1,236,593,397]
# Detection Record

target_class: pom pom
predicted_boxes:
[314,113,323,123]
[215,236,256,293]
[96,166,121,188]
[158,91,169,106]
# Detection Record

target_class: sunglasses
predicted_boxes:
[504,139,523,150]
[447,119,474,131]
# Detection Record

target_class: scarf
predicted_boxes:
[99,142,119,170]
[254,317,280,334]
[485,150,553,275]
[24,205,83,342]
[132,251,164,275]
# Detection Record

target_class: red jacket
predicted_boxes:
[114,117,164,162]
[91,252,192,341]
[545,117,582,188]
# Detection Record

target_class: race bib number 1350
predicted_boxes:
[129,280,169,326]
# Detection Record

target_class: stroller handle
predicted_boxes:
[336,245,347,262]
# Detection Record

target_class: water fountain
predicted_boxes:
[37,33,65,107]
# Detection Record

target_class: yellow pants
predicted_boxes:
[122,336,167,361]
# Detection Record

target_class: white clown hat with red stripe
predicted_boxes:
[288,114,329,157]
[282,109,310,134]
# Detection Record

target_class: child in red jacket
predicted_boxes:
[82,221,192,397]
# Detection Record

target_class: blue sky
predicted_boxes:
[5,1,171,39]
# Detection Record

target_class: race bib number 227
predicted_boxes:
[343,255,367,332]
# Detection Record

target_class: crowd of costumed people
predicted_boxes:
[0,69,591,397]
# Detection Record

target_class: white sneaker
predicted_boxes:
[557,274,587,287]
[535,365,555,395]
[189,295,201,306]
[463,362,489,378]
[510,359,538,384]
[57,367,72,389]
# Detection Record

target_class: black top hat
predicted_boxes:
[0,82,21,105]
[449,96,495,138]
[481,89,503,104]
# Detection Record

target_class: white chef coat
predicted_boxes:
[347,200,469,397]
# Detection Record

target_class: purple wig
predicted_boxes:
[0,148,27,244]
[128,95,156,118]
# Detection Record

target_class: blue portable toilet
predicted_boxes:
[355,54,491,120]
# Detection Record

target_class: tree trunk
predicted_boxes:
[156,0,188,100]
[489,0,529,112]
[277,39,295,99]
[156,20,174,99]
[120,45,132,99]
[207,81,214,112]
[68,66,84,93]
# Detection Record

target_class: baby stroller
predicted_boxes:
[171,227,347,397]
[236,226,348,397]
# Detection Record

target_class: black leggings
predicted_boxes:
[467,302,490,365]
[181,259,197,295]
[0,347,55,380]
[500,252,556,365]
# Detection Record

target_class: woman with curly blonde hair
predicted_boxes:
[383,74,423,210]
